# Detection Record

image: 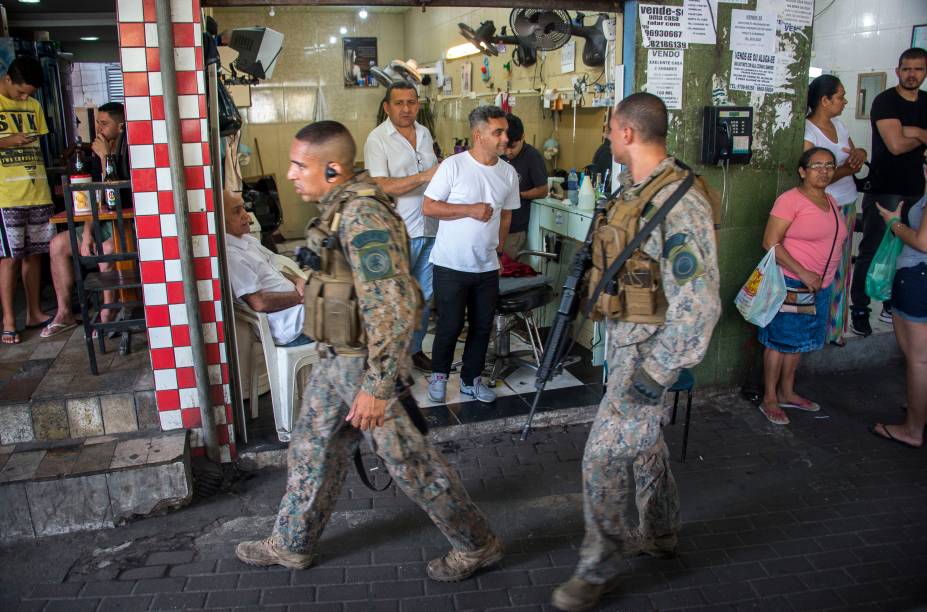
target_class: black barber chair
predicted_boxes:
[486,250,558,387]
[242,175,283,253]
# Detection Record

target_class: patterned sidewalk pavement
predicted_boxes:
[2,364,925,611]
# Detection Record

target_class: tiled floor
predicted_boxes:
[0,324,153,407]
[239,329,605,450]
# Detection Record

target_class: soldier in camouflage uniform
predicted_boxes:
[553,94,721,611]
[236,121,503,581]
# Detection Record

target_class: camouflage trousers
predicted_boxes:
[271,353,495,555]
[575,339,681,584]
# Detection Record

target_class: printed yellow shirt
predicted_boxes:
[0,95,51,208]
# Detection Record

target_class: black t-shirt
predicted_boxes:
[869,87,927,196]
[502,143,548,233]
[590,139,612,181]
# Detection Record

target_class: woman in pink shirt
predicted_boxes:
[758,148,848,425]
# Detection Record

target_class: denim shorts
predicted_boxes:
[758,276,833,354]
[893,263,927,323]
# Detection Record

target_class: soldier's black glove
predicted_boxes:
[294,246,321,271]
[629,367,665,405]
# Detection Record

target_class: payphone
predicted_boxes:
[700,106,754,165]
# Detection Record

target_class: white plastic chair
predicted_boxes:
[233,255,316,442]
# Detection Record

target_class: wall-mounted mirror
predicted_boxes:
[856,72,886,120]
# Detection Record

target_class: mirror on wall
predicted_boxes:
[855,72,886,120]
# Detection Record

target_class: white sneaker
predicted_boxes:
[460,377,496,403]
[428,373,448,403]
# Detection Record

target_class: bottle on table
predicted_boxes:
[69,136,92,214]
[103,154,119,211]
[567,168,579,205]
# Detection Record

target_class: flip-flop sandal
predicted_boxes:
[1,330,20,344]
[779,399,821,412]
[869,423,921,449]
[40,322,78,339]
[759,403,790,425]
[26,317,52,329]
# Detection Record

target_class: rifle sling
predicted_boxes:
[354,448,393,492]
[582,172,695,320]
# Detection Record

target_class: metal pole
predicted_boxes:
[206,61,248,443]
[157,0,220,462]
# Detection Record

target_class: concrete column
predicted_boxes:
[116,0,235,462]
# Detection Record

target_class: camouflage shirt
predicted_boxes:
[317,174,417,400]
[610,156,721,387]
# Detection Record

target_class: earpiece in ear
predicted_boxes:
[325,164,338,181]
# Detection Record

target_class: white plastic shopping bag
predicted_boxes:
[735,246,787,328]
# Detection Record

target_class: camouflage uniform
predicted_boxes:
[271,175,496,556]
[576,157,721,584]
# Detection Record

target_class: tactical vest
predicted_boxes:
[302,181,416,356]
[587,163,720,323]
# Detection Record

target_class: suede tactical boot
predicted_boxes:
[235,538,313,570]
[641,535,678,559]
[551,575,615,611]
[426,536,504,582]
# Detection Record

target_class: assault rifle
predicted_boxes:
[520,195,608,440]
[520,167,696,440]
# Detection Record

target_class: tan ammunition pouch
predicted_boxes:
[587,163,719,324]
[302,181,416,355]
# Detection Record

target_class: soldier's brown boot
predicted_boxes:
[235,537,313,570]
[551,575,615,612]
[641,533,678,559]
[426,536,504,582]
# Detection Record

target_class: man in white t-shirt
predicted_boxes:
[423,105,520,404]
[364,81,439,372]
[224,191,311,347]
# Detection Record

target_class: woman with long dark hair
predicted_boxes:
[804,75,867,346]
[758,147,849,425]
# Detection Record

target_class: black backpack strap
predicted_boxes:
[582,171,695,319]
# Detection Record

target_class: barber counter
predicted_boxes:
[526,197,606,367]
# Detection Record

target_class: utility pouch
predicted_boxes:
[623,258,660,317]
[303,272,365,350]
[588,222,624,320]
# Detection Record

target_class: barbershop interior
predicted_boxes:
[0,0,921,460]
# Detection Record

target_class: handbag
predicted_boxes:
[779,196,839,316]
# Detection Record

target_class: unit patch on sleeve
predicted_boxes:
[353,228,396,281]
[663,232,704,285]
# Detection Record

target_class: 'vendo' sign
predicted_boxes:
[639,4,688,49]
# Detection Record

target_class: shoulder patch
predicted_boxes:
[351,229,390,248]
[359,245,395,281]
[664,232,704,285]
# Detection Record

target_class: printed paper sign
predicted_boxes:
[730,50,776,93]
[730,9,777,54]
[646,49,684,109]
[756,0,813,28]
[639,4,688,49]
[682,0,717,45]
[561,40,576,73]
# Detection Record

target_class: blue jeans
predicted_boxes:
[409,236,434,354]
[280,333,313,348]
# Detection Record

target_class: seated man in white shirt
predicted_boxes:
[224,191,312,347]
[423,106,520,404]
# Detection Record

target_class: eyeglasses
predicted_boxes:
[415,152,424,172]
[806,162,836,172]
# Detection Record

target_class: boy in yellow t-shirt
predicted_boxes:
[0,57,54,344]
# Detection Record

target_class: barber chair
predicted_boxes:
[486,250,558,387]
[242,175,283,253]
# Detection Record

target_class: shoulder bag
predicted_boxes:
[779,196,839,315]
